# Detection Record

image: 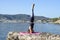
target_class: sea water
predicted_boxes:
[0,23,60,40]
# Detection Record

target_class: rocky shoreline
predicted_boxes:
[7,32,60,40]
[54,20,60,24]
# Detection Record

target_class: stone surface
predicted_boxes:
[7,32,60,40]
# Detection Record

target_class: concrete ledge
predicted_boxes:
[7,32,60,40]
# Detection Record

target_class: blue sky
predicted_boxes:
[0,0,60,18]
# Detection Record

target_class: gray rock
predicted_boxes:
[7,32,60,40]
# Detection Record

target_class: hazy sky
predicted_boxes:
[0,0,60,18]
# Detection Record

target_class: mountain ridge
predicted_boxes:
[0,14,49,21]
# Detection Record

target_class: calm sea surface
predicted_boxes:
[0,23,60,40]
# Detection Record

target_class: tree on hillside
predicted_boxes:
[52,18,58,22]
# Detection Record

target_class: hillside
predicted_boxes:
[0,14,49,22]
